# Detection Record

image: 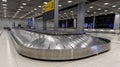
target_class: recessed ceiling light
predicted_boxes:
[64,13,67,14]
[38,5,41,8]
[110,11,113,13]
[94,12,96,14]
[104,3,109,5]
[104,14,107,15]
[118,8,120,9]
[20,6,24,8]
[34,8,37,10]
[44,2,48,4]
[90,6,93,9]
[17,11,20,12]
[91,14,94,16]
[3,4,7,6]
[3,6,6,9]
[28,12,31,14]
[22,3,27,5]
[112,5,116,8]
[70,11,73,13]
[31,10,34,12]
[68,0,72,3]
[59,5,62,7]
[18,9,21,11]
[87,10,90,12]
[2,0,7,2]
[98,8,101,10]
[104,10,108,12]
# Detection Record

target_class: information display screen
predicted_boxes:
[28,18,33,27]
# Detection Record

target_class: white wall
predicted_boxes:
[0,18,27,29]
[1,16,119,30]
[34,19,43,29]
[34,19,54,30]
[0,18,44,30]
[47,22,54,28]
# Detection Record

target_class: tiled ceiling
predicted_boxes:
[0,0,120,20]
[59,0,120,20]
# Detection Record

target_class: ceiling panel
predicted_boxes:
[0,0,120,20]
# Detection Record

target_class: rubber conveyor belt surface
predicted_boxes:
[10,29,110,60]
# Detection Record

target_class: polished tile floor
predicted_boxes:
[0,30,120,67]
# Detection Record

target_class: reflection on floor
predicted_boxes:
[0,30,120,67]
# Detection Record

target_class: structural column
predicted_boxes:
[93,15,96,29]
[114,13,120,29]
[54,0,59,31]
[114,13,120,33]
[43,19,47,30]
[74,19,77,28]
[32,18,35,27]
[77,2,86,33]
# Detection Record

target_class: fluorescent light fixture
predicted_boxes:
[98,8,101,10]
[3,6,6,9]
[28,12,31,14]
[2,0,7,2]
[87,10,90,12]
[110,11,113,13]
[13,11,20,18]
[64,13,67,14]
[3,7,7,18]
[18,9,21,11]
[31,10,34,12]
[104,13,107,15]
[91,14,93,16]
[90,6,93,8]
[118,8,120,9]
[104,3,109,5]
[3,4,7,6]
[44,2,48,4]
[22,3,27,5]
[34,8,37,10]
[38,5,41,8]
[70,11,73,13]
[68,0,72,3]
[112,5,116,8]
[20,6,24,8]
[104,10,108,12]
[59,5,62,7]
[17,11,20,13]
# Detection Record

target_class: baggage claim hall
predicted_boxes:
[0,0,120,67]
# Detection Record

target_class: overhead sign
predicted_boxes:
[43,0,54,13]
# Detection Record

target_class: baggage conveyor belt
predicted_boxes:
[10,29,111,60]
